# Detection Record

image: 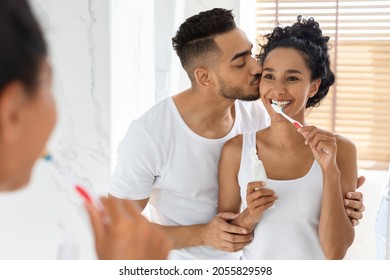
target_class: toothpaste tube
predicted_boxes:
[250,148,275,209]
[250,148,268,184]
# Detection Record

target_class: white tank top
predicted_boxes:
[238,131,325,259]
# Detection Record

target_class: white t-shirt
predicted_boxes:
[109,97,267,259]
[238,131,325,259]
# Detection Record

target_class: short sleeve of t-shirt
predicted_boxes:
[109,120,162,200]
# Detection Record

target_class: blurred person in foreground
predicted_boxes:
[0,0,171,260]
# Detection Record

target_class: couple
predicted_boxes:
[0,0,364,259]
[108,8,365,259]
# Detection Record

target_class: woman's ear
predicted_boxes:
[193,67,214,87]
[309,79,321,98]
[0,82,28,143]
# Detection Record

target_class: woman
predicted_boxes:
[218,16,356,259]
[0,0,171,260]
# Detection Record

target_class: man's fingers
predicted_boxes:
[222,231,253,243]
[346,191,363,201]
[220,221,249,235]
[352,219,359,226]
[344,198,365,212]
[346,207,363,220]
[217,212,240,221]
[356,176,366,189]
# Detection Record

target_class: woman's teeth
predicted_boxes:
[272,100,291,108]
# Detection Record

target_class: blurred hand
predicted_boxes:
[85,197,172,260]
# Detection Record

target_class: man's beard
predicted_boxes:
[217,76,260,101]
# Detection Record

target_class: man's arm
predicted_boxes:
[110,121,251,253]
[108,195,252,252]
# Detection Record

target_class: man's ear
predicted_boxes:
[193,67,214,87]
[0,82,28,143]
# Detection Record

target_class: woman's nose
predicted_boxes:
[273,81,286,96]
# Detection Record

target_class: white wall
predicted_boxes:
[0,0,110,259]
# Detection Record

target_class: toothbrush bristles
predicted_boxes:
[272,102,284,112]
[41,151,52,161]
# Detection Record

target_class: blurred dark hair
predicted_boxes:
[172,8,236,79]
[0,0,47,94]
[258,16,335,108]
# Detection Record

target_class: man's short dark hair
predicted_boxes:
[172,8,236,80]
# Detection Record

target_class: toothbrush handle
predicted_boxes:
[284,114,303,128]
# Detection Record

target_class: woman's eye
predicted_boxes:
[287,76,299,81]
[263,73,274,79]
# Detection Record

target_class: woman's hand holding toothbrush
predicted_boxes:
[297,126,337,171]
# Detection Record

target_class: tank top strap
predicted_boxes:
[243,131,257,151]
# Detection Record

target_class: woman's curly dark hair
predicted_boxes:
[0,0,47,94]
[257,16,335,108]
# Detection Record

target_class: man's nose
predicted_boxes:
[249,56,262,75]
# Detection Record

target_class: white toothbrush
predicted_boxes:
[271,103,303,128]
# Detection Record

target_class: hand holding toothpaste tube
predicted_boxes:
[250,148,276,208]
[241,149,278,229]
[244,182,278,230]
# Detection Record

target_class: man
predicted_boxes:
[109,8,364,260]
